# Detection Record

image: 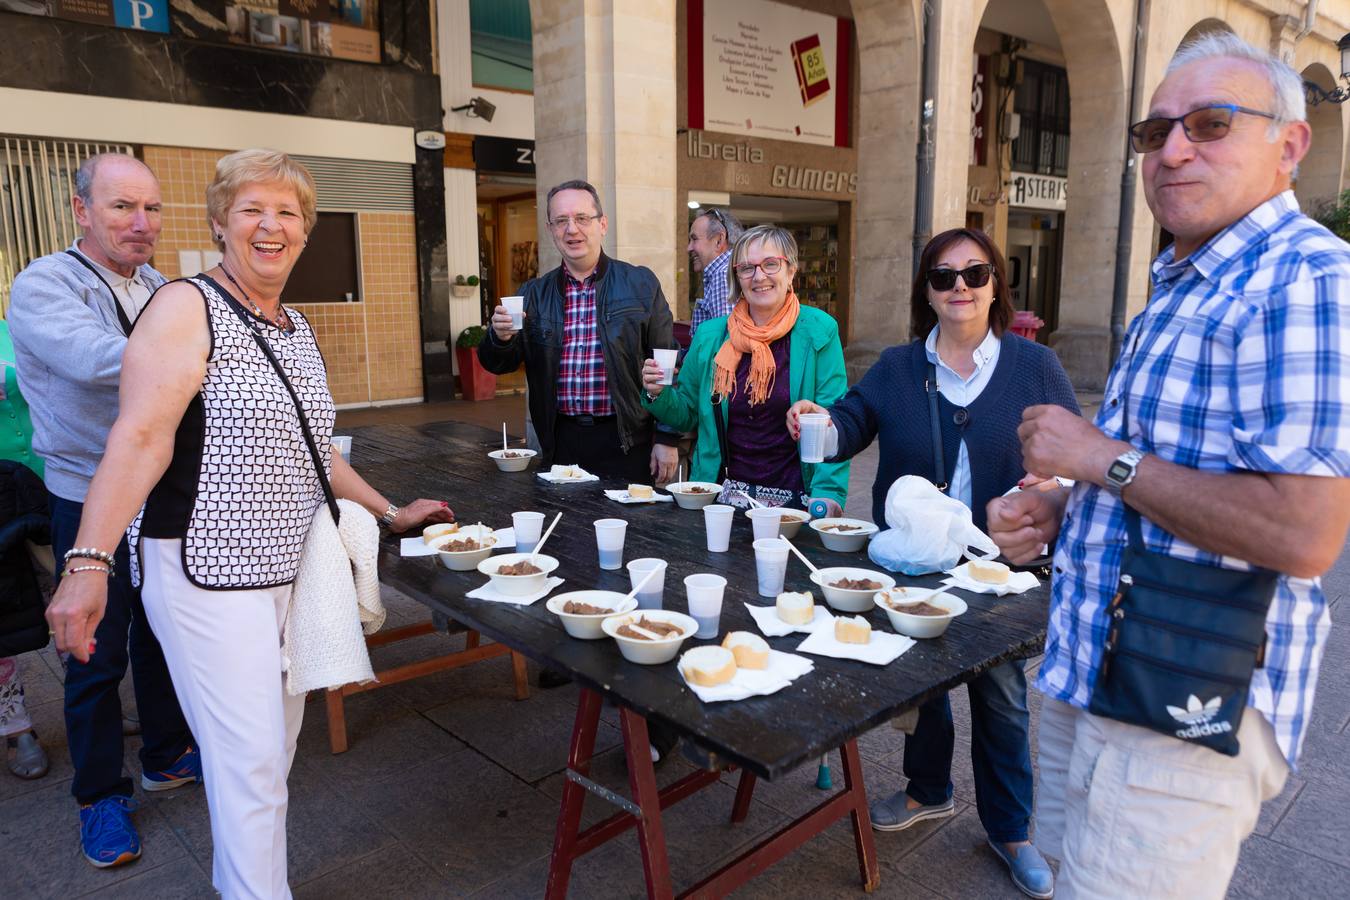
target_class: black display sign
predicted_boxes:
[473,136,535,175]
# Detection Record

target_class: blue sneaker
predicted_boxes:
[141,745,202,792]
[79,796,141,868]
[987,839,1055,899]
[869,791,955,832]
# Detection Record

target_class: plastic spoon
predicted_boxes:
[780,536,819,574]
[529,511,563,564]
[735,490,766,509]
[502,422,508,452]
[622,565,660,603]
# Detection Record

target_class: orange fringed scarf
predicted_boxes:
[712,291,801,406]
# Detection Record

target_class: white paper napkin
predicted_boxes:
[743,601,834,637]
[465,576,565,606]
[603,489,674,504]
[680,650,814,702]
[943,563,1040,596]
[794,624,916,665]
[536,467,600,484]
[399,527,516,557]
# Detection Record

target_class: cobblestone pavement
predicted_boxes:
[2,404,1346,898]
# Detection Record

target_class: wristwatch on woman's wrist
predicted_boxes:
[380,503,401,527]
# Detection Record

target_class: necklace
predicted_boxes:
[219,264,291,332]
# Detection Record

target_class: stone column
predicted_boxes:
[531,0,678,304]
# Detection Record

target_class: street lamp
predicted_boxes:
[1304,33,1350,105]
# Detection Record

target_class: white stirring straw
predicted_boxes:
[529,511,563,563]
[623,565,660,602]
[502,422,508,452]
[781,536,819,574]
[678,463,684,485]
[736,490,766,509]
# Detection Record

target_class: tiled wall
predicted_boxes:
[142,145,423,406]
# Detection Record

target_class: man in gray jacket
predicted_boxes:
[8,153,197,869]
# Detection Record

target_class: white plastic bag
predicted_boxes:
[868,476,1001,575]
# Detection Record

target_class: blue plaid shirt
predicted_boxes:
[1039,192,1350,766]
[690,250,733,336]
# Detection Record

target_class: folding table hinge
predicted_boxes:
[564,767,643,818]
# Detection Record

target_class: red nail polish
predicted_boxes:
[441,501,449,507]
[88,641,97,655]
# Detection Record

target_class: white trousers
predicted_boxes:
[140,539,305,900]
[1035,697,1288,899]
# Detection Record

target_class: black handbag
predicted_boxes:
[1087,385,1276,756]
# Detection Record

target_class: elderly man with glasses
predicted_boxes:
[986,33,1350,898]
[687,207,743,337]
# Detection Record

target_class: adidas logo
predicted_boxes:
[1166,694,1233,740]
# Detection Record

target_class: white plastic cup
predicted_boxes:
[627,558,668,610]
[653,348,678,386]
[502,295,525,331]
[748,507,784,541]
[753,538,790,598]
[684,573,727,639]
[703,504,734,552]
[331,435,352,462]
[798,413,829,464]
[593,518,628,570]
[512,511,545,554]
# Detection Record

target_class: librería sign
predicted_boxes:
[685,130,856,196]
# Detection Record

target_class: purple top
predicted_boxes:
[726,335,804,496]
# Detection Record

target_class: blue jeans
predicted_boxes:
[50,494,193,805]
[902,658,1034,844]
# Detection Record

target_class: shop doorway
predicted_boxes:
[687,193,848,341]
[1005,209,1062,339]
[477,177,537,393]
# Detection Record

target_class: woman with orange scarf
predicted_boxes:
[642,225,849,513]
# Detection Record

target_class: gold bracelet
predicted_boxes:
[61,564,111,578]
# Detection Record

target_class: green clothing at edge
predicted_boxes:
[644,306,849,505]
[0,321,43,479]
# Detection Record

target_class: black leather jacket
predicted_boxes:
[477,254,679,463]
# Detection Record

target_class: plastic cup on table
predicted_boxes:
[748,507,783,541]
[502,295,525,331]
[593,518,628,571]
[752,538,790,598]
[798,413,829,464]
[626,558,668,610]
[703,504,734,553]
[684,573,727,639]
[512,511,545,553]
[331,435,352,462]
[653,348,678,386]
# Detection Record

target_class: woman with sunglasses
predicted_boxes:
[788,227,1077,899]
[641,224,849,515]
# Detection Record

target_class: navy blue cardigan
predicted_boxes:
[829,334,1079,532]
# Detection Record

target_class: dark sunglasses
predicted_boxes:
[925,264,994,291]
[1128,104,1276,154]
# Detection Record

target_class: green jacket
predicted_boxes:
[0,321,43,480]
[644,306,849,504]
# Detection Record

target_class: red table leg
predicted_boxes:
[730,770,756,824]
[545,689,604,900]
[839,739,881,892]
[622,709,676,900]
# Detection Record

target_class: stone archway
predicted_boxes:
[1297,63,1346,214]
[1178,18,1235,47]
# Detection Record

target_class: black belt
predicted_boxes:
[559,413,615,427]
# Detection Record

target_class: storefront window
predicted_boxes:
[470,0,533,92]
[1011,60,1069,177]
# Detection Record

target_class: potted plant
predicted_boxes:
[453,324,496,401]
[451,274,480,299]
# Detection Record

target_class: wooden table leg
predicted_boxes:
[511,651,530,700]
[730,770,756,824]
[621,709,675,900]
[465,629,481,650]
[840,739,881,892]
[325,688,348,754]
[546,689,604,900]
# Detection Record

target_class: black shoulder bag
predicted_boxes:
[65,250,135,336]
[1087,388,1275,756]
[925,363,948,492]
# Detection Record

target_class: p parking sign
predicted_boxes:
[113,0,168,33]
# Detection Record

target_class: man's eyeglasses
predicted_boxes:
[1128,104,1276,154]
[733,256,790,280]
[549,213,601,231]
[925,264,994,292]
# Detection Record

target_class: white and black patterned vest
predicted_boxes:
[135,276,335,589]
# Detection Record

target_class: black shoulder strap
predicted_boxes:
[926,362,948,492]
[220,292,340,524]
[64,250,134,336]
[711,392,730,483]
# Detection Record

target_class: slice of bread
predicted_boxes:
[627,483,654,500]
[423,523,459,544]
[968,559,1010,585]
[722,631,770,669]
[680,646,737,687]
[834,615,872,644]
[776,591,815,625]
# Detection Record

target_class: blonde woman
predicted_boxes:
[46,149,451,898]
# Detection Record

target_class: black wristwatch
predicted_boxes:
[1104,448,1145,496]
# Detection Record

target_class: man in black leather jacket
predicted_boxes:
[478,179,680,483]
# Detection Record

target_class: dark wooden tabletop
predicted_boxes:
[348,421,1049,781]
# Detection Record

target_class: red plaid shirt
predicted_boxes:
[557,267,613,416]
